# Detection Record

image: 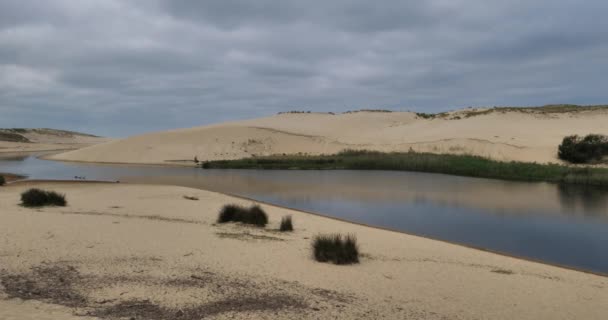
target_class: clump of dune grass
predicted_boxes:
[0,175,5,186]
[217,204,268,227]
[279,215,293,232]
[312,234,359,265]
[21,188,67,207]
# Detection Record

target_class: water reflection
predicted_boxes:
[1,153,608,273]
[558,184,608,216]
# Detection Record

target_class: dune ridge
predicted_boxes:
[50,106,608,165]
[0,128,109,153]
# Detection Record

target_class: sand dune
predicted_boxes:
[0,182,606,319]
[50,107,608,165]
[0,128,109,153]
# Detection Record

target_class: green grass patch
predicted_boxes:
[201,150,608,187]
[312,234,359,265]
[21,188,67,207]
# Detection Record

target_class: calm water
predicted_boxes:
[2,153,608,274]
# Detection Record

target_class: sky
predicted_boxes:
[1,0,607,137]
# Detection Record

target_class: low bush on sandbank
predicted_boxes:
[217,204,268,227]
[312,234,359,265]
[279,215,293,232]
[21,188,67,207]
[0,175,5,186]
[558,134,608,164]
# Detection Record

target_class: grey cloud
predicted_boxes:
[0,0,607,137]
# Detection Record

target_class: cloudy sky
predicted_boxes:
[1,0,607,137]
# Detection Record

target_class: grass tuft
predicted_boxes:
[312,234,359,265]
[21,188,67,207]
[217,204,268,227]
[279,215,293,232]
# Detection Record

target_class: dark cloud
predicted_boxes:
[0,0,606,137]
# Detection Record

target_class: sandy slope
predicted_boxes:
[0,182,606,319]
[50,108,608,165]
[0,129,109,153]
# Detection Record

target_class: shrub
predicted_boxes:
[279,215,293,232]
[312,234,359,265]
[217,204,268,227]
[21,188,67,207]
[0,175,5,186]
[558,134,608,164]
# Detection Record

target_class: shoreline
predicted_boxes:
[5,179,607,278]
[40,153,198,167]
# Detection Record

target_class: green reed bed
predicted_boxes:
[202,150,608,187]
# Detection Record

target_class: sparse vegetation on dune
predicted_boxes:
[218,204,268,227]
[0,131,31,143]
[343,109,393,113]
[21,188,67,207]
[277,110,313,115]
[312,234,359,265]
[558,134,608,164]
[201,149,608,187]
[279,215,293,232]
[417,104,608,120]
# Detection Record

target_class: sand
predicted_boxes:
[1,182,606,319]
[49,108,608,165]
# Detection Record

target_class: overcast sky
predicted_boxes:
[1,0,607,137]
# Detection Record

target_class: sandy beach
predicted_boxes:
[1,181,606,319]
[49,107,608,165]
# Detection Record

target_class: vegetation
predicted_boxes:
[312,234,359,265]
[0,131,30,143]
[0,175,5,186]
[344,109,393,113]
[21,188,67,207]
[217,204,268,227]
[201,149,608,187]
[277,110,312,114]
[417,104,608,120]
[558,134,608,164]
[279,216,293,232]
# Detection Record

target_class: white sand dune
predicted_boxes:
[50,107,608,165]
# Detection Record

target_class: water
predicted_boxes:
[2,152,608,274]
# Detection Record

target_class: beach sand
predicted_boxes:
[1,182,606,319]
[50,108,608,165]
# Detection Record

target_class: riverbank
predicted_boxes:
[202,150,608,187]
[0,172,26,183]
[0,181,606,319]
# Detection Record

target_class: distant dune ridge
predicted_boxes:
[50,105,608,165]
[0,128,109,153]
